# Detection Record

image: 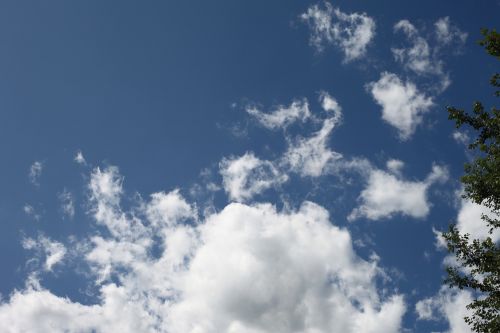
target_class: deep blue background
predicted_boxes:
[0,1,498,331]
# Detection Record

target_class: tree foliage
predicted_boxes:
[443,28,500,333]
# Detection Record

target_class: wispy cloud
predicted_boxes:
[301,2,376,62]
[58,189,75,219]
[28,161,43,186]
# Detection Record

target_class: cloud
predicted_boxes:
[0,165,406,333]
[349,161,448,221]
[22,235,66,271]
[246,99,311,130]
[416,287,473,333]
[29,161,43,186]
[368,72,434,140]
[433,191,500,251]
[426,193,499,332]
[435,17,468,46]
[0,284,156,333]
[453,196,500,243]
[166,201,405,333]
[74,150,86,165]
[23,204,41,221]
[301,2,376,62]
[59,189,75,219]
[392,18,466,92]
[452,131,470,146]
[282,93,343,177]
[220,152,288,202]
[392,20,443,77]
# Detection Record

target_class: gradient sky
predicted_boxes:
[0,1,499,332]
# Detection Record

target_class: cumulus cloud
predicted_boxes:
[0,165,406,333]
[220,152,288,202]
[349,161,448,221]
[301,2,376,62]
[447,195,500,244]
[166,202,405,333]
[29,161,43,186]
[416,287,473,333]
[433,192,500,252]
[246,99,311,130]
[456,200,500,242]
[368,72,434,140]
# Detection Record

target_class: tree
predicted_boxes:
[443,28,500,333]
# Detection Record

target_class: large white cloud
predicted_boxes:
[349,160,448,221]
[167,202,405,333]
[368,72,434,140]
[0,166,406,333]
[301,2,376,62]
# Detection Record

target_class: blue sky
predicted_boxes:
[0,1,499,332]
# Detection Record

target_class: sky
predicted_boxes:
[0,1,499,332]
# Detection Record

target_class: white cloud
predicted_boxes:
[283,118,343,177]
[282,94,343,177]
[368,72,434,140]
[220,152,288,202]
[416,287,473,333]
[452,131,470,146]
[427,194,499,332]
[22,235,66,271]
[1,166,407,333]
[29,161,43,186]
[319,91,342,119]
[59,189,75,219]
[392,18,466,92]
[74,150,86,165]
[433,192,500,250]
[146,189,196,227]
[392,20,442,77]
[301,2,376,62]
[0,284,156,333]
[167,201,405,333]
[455,198,500,243]
[435,17,468,46]
[386,159,405,177]
[88,166,144,239]
[349,162,448,221]
[246,99,311,130]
